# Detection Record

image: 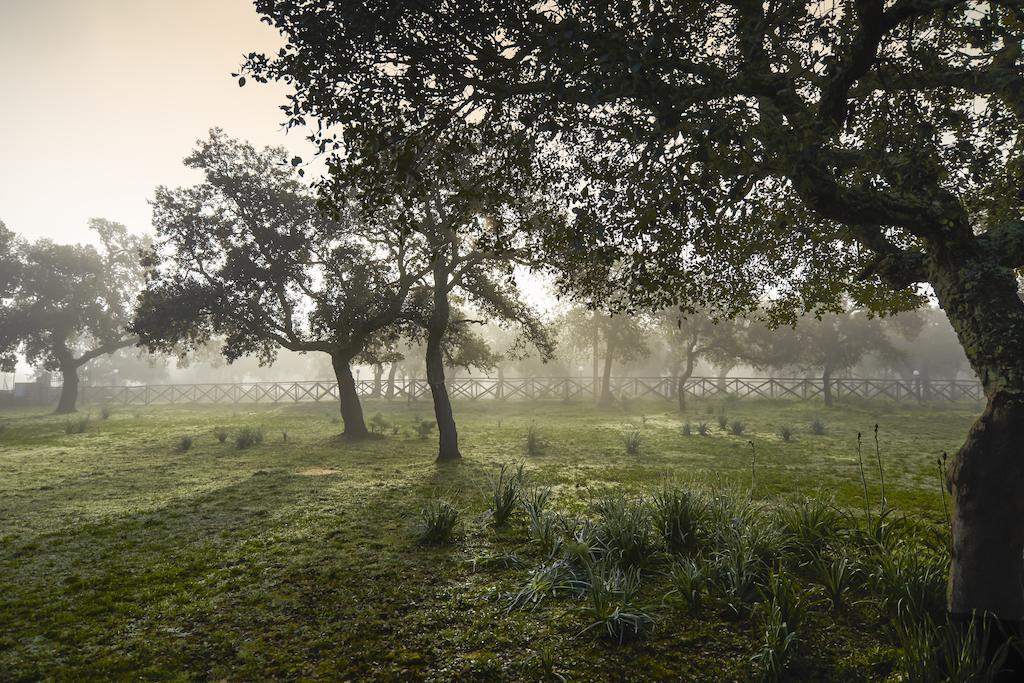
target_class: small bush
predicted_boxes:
[812,555,857,612]
[281,430,288,443]
[777,497,843,557]
[177,435,193,452]
[529,510,562,557]
[99,405,112,420]
[418,499,461,546]
[235,426,264,449]
[488,462,524,527]
[779,425,794,442]
[757,567,815,633]
[523,485,552,520]
[697,422,710,436]
[624,430,642,455]
[64,415,90,434]
[213,427,229,443]
[369,412,390,435]
[415,418,435,439]
[525,422,546,456]
[681,422,692,436]
[508,559,573,610]
[809,417,826,435]
[730,420,746,436]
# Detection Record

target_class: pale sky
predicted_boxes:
[0,0,309,245]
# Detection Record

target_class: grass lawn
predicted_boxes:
[0,396,981,680]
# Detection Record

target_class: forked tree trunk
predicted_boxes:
[385,362,398,400]
[55,364,79,415]
[427,276,460,462]
[931,246,1024,663]
[677,343,698,413]
[331,353,369,438]
[822,366,834,408]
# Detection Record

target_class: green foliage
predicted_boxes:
[812,555,857,613]
[717,414,729,431]
[507,560,573,610]
[414,418,435,440]
[681,421,692,436]
[418,499,461,546]
[779,425,794,442]
[525,422,546,456]
[176,435,193,452]
[750,599,798,682]
[652,486,705,554]
[729,420,746,436]
[697,422,709,436]
[809,418,826,436]
[63,415,90,434]
[99,405,112,421]
[893,613,1012,683]
[369,412,390,435]
[623,430,642,455]
[666,558,708,613]
[488,462,524,527]
[235,426,264,450]
[213,427,228,443]
[593,495,656,569]
[777,497,843,558]
[576,562,653,644]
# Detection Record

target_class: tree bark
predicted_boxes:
[932,252,1024,628]
[331,353,369,438]
[677,352,697,413]
[55,364,79,414]
[385,362,398,400]
[598,342,616,408]
[822,366,834,408]
[427,275,460,461]
[371,363,383,398]
[592,312,600,403]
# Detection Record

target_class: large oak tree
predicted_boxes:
[242,0,1024,627]
[0,220,144,413]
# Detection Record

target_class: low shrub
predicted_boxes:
[213,427,229,443]
[525,422,546,456]
[64,415,90,434]
[99,405,112,420]
[779,425,794,442]
[809,417,826,435]
[577,562,653,644]
[653,486,705,553]
[594,495,657,569]
[415,418,435,439]
[235,426,264,449]
[489,462,524,527]
[177,435,193,452]
[369,412,390,435]
[730,420,746,436]
[681,422,692,436]
[697,422,710,436]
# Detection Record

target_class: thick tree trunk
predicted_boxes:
[598,344,615,408]
[822,366,834,408]
[371,363,383,398]
[427,277,460,462]
[332,354,369,438]
[929,244,1024,653]
[592,313,600,403]
[677,346,698,413]
[55,364,79,414]
[385,362,398,400]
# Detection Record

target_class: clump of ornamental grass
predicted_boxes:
[488,462,524,527]
[624,430,642,455]
[213,427,229,443]
[576,562,653,644]
[64,415,91,434]
[418,499,461,546]
[809,417,826,435]
[177,435,193,452]
[235,426,264,449]
[99,405,112,420]
[717,414,729,430]
[369,412,390,435]
[593,495,657,569]
[697,422,710,436]
[525,422,546,456]
[653,485,706,554]
[681,422,692,436]
[666,557,709,612]
[779,425,795,442]
[730,419,746,436]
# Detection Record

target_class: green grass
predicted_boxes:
[0,396,980,680]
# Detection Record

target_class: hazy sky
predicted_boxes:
[0,0,308,245]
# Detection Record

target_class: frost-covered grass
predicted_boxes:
[0,396,978,679]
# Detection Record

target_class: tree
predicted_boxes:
[0,220,144,413]
[743,308,905,407]
[133,131,429,438]
[655,308,743,412]
[243,1,1024,627]
[560,306,648,407]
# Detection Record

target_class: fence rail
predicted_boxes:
[68,376,984,406]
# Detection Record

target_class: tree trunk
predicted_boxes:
[925,243,1024,671]
[598,343,615,408]
[332,353,369,438]
[822,366,834,408]
[372,363,383,398]
[427,275,460,462]
[385,362,398,400]
[677,344,698,413]
[592,312,600,403]
[55,364,79,414]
